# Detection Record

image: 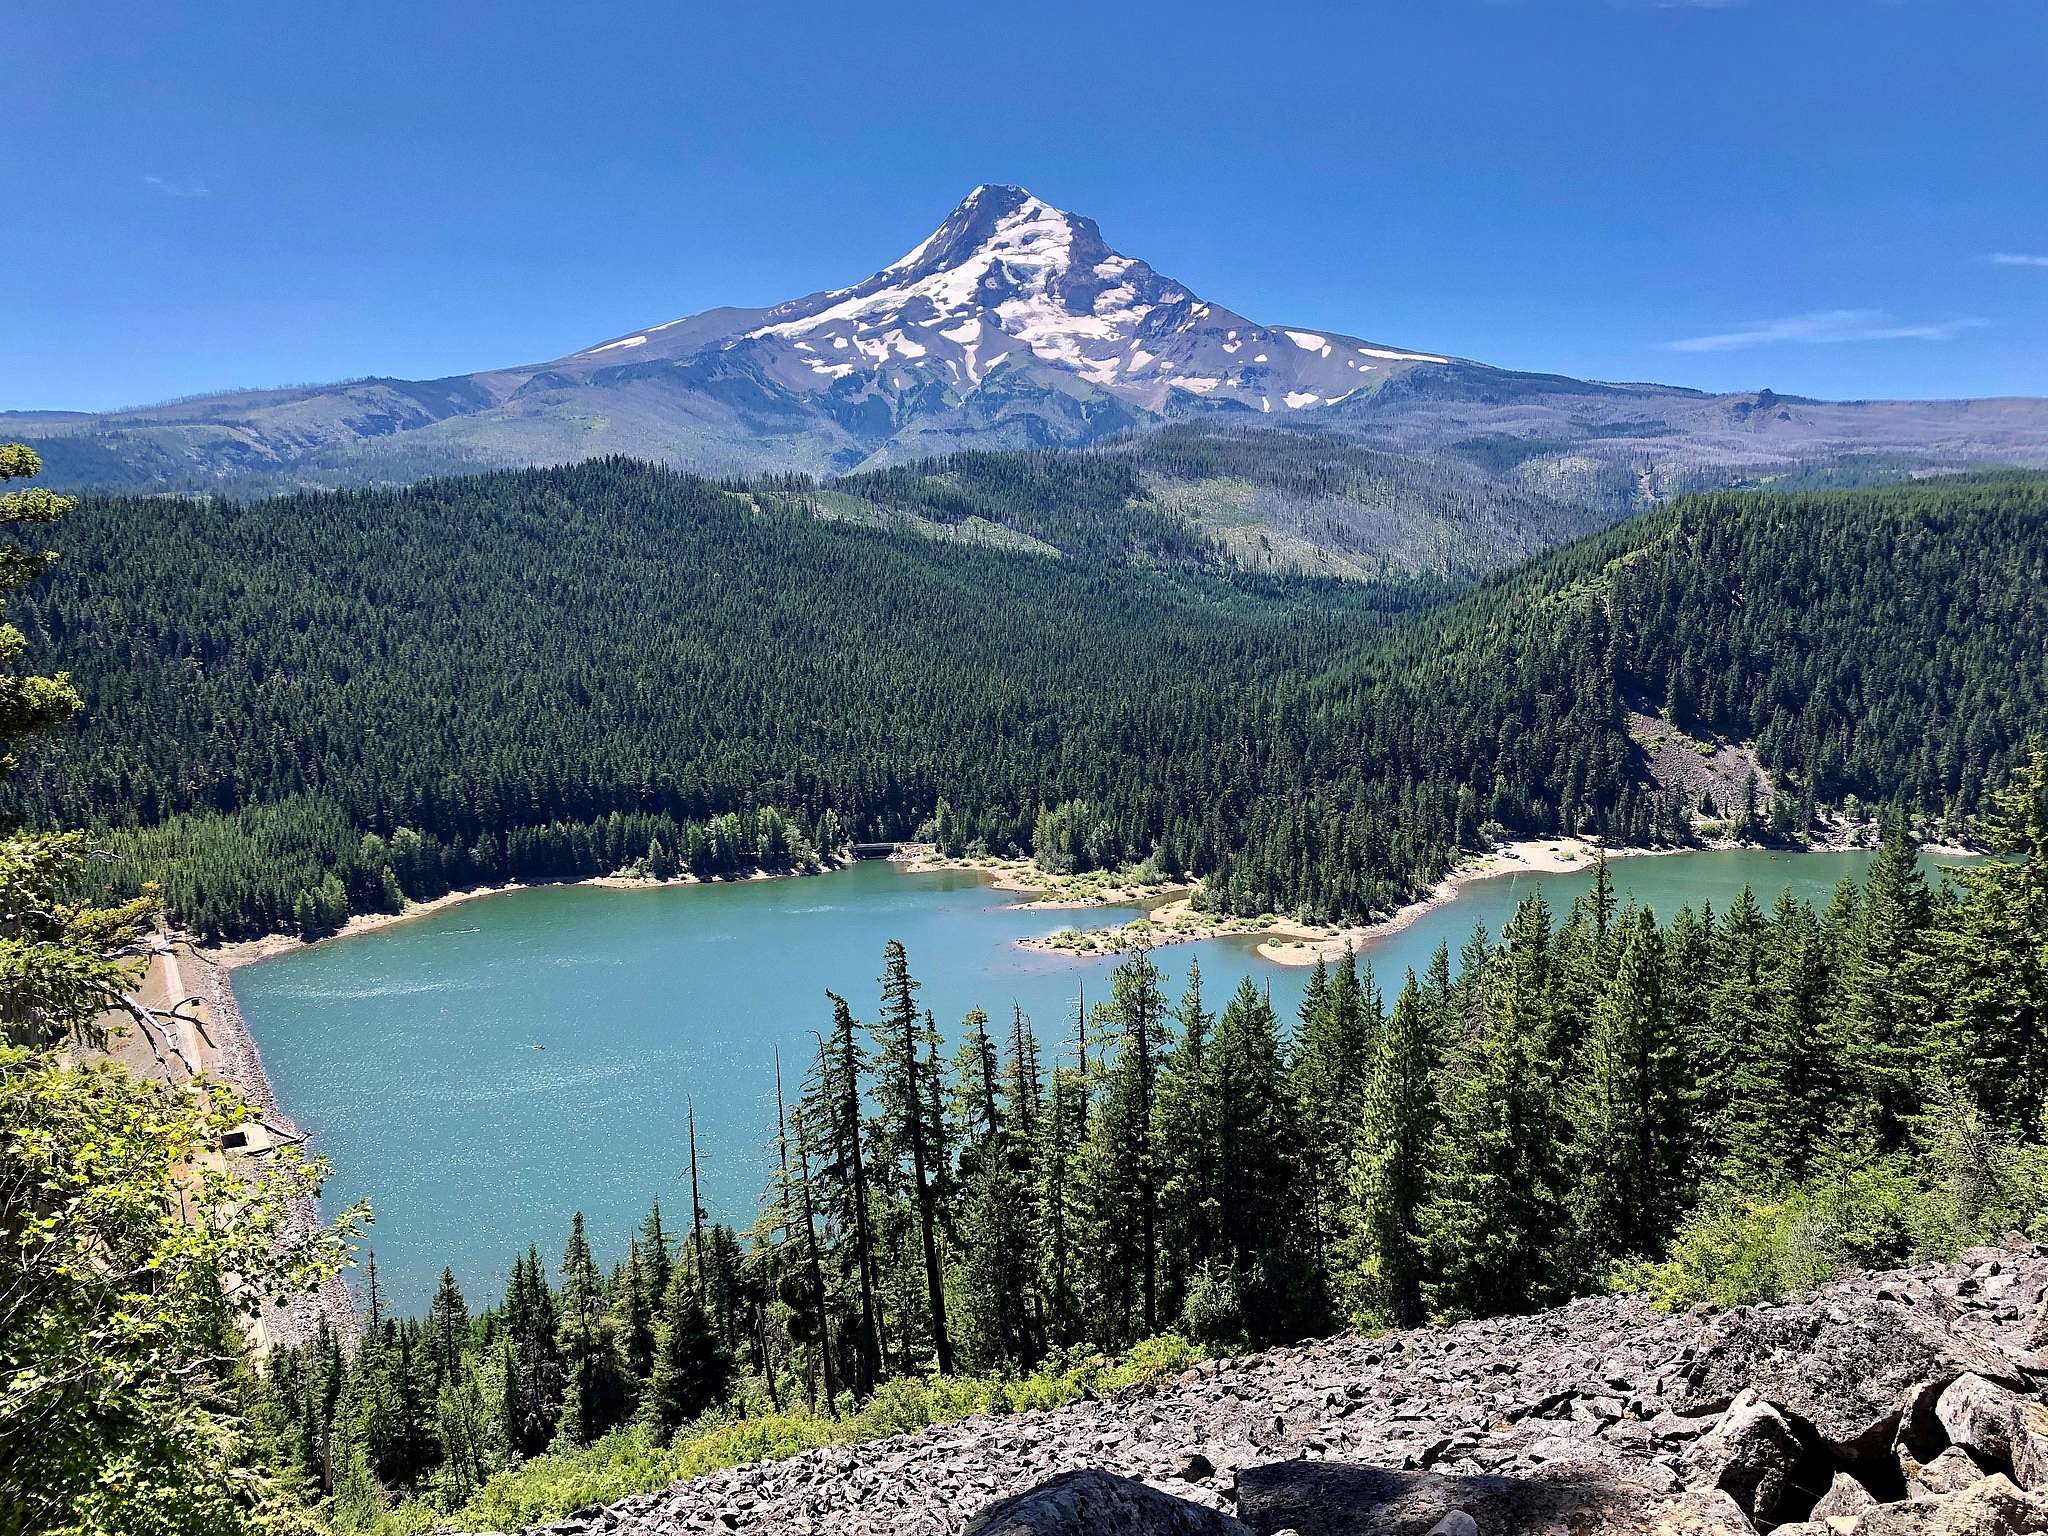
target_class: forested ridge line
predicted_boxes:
[7,460,2045,936]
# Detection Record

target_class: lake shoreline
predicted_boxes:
[1009,830,1979,967]
[1008,836,1658,966]
[200,858,849,971]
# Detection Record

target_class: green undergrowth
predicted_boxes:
[1617,1111,2048,1313]
[410,1335,1205,1534]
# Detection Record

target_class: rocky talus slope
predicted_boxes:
[527,1239,2048,1536]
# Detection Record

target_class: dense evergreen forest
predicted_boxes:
[253,767,2048,1530]
[10,463,2044,937]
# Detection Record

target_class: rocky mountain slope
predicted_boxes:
[517,1238,2048,1536]
[14,186,2048,522]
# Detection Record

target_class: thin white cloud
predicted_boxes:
[1665,309,1986,353]
[141,173,211,199]
[1990,253,2048,268]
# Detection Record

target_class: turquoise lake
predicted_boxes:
[230,849,1956,1312]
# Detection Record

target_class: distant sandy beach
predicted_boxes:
[202,860,846,971]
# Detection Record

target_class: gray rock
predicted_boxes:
[1852,1474,2048,1536]
[1677,1298,2025,1459]
[516,1245,2048,1536]
[1937,1377,2027,1468]
[1811,1473,1879,1523]
[1906,1449,1991,1499]
[1684,1392,1804,1522]
[963,1470,1254,1535]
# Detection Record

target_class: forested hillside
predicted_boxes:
[8,464,2045,936]
[825,425,1616,578]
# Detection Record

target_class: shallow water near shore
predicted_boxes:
[232,848,1959,1311]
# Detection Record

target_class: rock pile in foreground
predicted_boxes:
[526,1238,2048,1536]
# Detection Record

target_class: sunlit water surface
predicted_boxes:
[232,849,1945,1309]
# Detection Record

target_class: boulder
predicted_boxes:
[1937,1378,2025,1469]
[1684,1392,1804,1522]
[1851,1474,2048,1536]
[1935,1374,2048,1489]
[1811,1473,1879,1523]
[964,1469,1254,1536]
[1677,1299,2027,1461]
[1906,1449,1991,1499]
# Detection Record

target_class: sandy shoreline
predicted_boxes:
[1003,837,1640,967]
[1249,836,1664,966]
[1007,833,1964,968]
[177,945,361,1346]
[203,859,845,970]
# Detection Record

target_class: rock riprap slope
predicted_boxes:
[526,1240,2048,1536]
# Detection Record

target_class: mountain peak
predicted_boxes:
[877,183,1098,283]
[560,183,1460,427]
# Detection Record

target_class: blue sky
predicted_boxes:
[7,0,2046,411]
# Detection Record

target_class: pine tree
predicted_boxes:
[1847,813,1935,1147]
[613,1241,658,1382]
[639,1199,674,1329]
[1033,1061,1088,1344]
[1340,972,1440,1327]
[1567,908,1687,1273]
[873,942,954,1373]
[1211,975,1303,1331]
[1423,894,1564,1320]
[1004,1003,1043,1149]
[554,1212,631,1445]
[1155,959,1222,1312]
[807,995,885,1389]
[641,1265,732,1440]
[1080,950,1172,1339]
[499,1246,564,1456]
[426,1267,469,1387]
[1934,745,2048,1129]
[1290,947,1379,1276]
[775,1047,838,1412]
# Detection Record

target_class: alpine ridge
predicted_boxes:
[12,184,2048,497]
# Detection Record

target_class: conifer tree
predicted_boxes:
[1003,1003,1044,1148]
[555,1212,632,1445]
[807,995,885,1388]
[1155,960,1222,1310]
[500,1246,564,1456]
[1213,974,1305,1329]
[426,1267,469,1387]
[1934,745,2048,1129]
[639,1199,674,1328]
[1340,972,1440,1327]
[1423,894,1564,1320]
[641,1264,731,1440]
[873,941,954,1373]
[1033,1062,1089,1343]
[613,1240,658,1382]
[1567,908,1687,1271]
[1081,951,1172,1338]
[1847,814,1935,1146]
[1290,948,1379,1272]
[775,1048,838,1412]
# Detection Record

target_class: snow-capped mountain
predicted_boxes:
[13,183,2048,495]
[555,184,1453,426]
